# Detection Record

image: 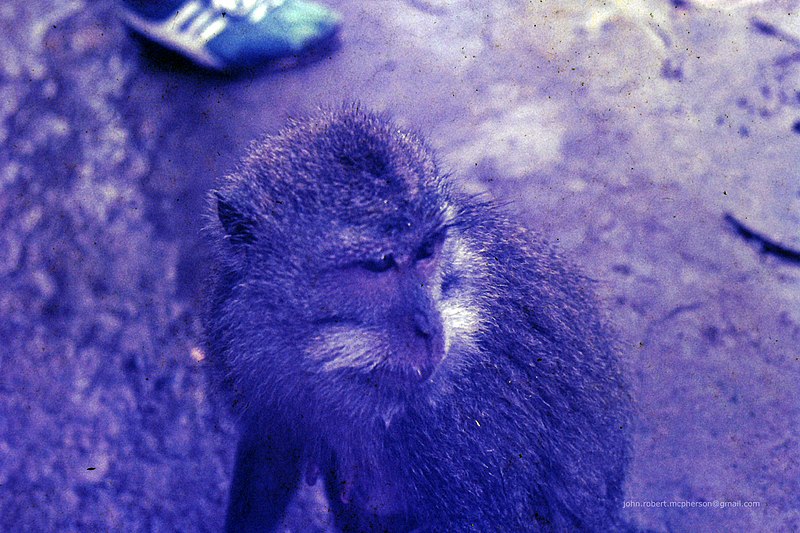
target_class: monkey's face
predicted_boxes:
[211,107,484,412]
[302,225,450,398]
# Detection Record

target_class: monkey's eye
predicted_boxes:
[415,241,436,261]
[361,254,396,273]
[415,233,445,262]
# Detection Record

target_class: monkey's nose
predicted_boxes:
[413,311,437,339]
[410,312,444,382]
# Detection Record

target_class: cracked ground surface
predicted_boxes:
[1,0,799,531]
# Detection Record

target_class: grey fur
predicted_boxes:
[205,106,633,532]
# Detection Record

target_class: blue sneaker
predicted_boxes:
[120,0,341,71]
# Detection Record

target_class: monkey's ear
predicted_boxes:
[216,195,257,245]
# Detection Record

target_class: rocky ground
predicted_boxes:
[1,0,799,531]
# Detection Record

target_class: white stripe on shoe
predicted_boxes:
[169,1,202,30]
[248,3,269,22]
[199,18,228,42]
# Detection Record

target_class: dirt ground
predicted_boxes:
[1,0,799,531]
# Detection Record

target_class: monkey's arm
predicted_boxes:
[225,418,304,533]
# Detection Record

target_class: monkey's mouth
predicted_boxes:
[361,338,445,393]
[354,365,436,397]
[381,360,436,384]
[311,320,445,393]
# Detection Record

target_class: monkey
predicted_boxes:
[204,105,633,532]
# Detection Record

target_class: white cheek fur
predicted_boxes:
[440,300,481,354]
[438,237,485,356]
[306,328,384,372]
